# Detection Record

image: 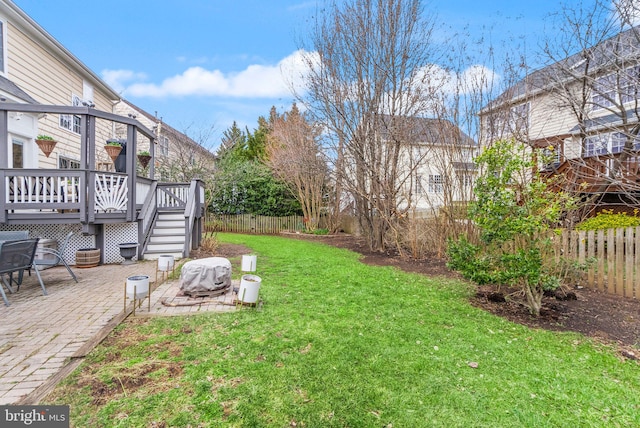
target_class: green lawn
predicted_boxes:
[50,233,640,427]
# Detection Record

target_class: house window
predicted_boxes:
[59,94,83,134]
[428,174,443,193]
[611,132,626,154]
[414,174,425,195]
[542,146,561,169]
[509,102,529,133]
[458,173,473,189]
[12,139,23,168]
[585,134,609,157]
[159,136,169,156]
[59,156,80,169]
[592,65,640,111]
[72,116,81,134]
[585,131,636,157]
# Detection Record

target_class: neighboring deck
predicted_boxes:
[542,153,640,194]
[0,262,237,405]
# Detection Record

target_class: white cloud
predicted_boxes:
[102,69,148,94]
[103,50,314,99]
[613,0,640,26]
[459,65,500,94]
[287,1,316,12]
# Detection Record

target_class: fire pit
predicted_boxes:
[179,257,231,297]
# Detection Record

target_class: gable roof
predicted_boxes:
[483,26,640,113]
[378,115,476,147]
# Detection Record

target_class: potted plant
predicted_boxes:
[104,139,123,162]
[137,150,151,169]
[35,134,57,158]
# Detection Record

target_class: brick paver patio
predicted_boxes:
[0,261,237,404]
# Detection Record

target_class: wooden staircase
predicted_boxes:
[143,209,186,260]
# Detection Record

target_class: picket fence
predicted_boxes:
[203,216,638,299]
[205,213,304,234]
[555,227,640,298]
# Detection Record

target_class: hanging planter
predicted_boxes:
[36,135,57,158]
[137,151,151,169]
[104,140,123,163]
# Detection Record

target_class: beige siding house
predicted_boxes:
[479,27,640,215]
[0,1,119,170]
[350,116,476,218]
[0,0,205,265]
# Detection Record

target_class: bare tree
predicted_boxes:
[155,122,217,185]
[266,104,327,231]
[300,0,441,251]
[533,0,640,216]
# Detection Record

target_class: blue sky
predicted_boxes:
[12,0,590,149]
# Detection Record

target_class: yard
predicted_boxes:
[48,233,640,427]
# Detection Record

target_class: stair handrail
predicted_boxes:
[138,180,158,255]
[183,180,199,257]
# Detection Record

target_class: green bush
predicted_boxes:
[447,140,578,316]
[446,237,498,285]
[576,209,640,230]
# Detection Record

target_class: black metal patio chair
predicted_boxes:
[0,238,45,306]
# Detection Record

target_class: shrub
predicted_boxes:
[447,140,578,316]
[199,233,219,253]
[446,237,498,285]
[576,209,640,230]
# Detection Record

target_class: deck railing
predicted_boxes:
[0,169,134,223]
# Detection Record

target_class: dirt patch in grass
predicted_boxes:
[77,360,183,406]
[284,233,640,354]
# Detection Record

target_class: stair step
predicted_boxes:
[157,213,184,220]
[152,228,186,235]
[155,220,185,227]
[149,235,186,244]
[143,251,183,261]
[156,216,185,222]
[146,243,184,252]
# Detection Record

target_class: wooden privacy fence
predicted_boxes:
[205,214,304,234]
[554,227,640,298]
